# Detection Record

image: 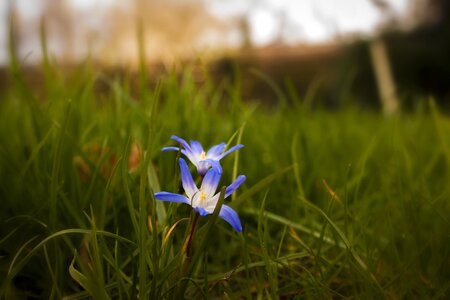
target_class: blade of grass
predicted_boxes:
[49,100,72,229]
[69,250,111,300]
[257,190,278,299]
[299,196,387,298]
[233,165,294,207]
[241,208,345,248]
[5,229,134,291]
[231,123,245,201]
[291,134,305,198]
[429,98,450,165]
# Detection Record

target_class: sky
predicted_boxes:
[209,0,409,45]
[0,0,410,64]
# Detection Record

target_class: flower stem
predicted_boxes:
[177,212,200,297]
[182,212,200,259]
[187,213,200,257]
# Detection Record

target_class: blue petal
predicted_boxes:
[199,159,223,175]
[219,205,242,232]
[182,150,198,166]
[154,192,189,204]
[161,147,188,158]
[162,148,195,168]
[170,135,191,151]
[225,175,246,198]
[189,140,204,155]
[162,146,181,152]
[218,144,244,160]
[196,161,210,177]
[193,206,210,216]
[201,168,221,198]
[206,143,227,159]
[179,158,198,198]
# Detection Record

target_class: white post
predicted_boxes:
[370,38,399,115]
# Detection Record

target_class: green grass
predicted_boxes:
[0,59,449,299]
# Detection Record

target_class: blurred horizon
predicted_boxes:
[1,0,449,109]
[1,0,414,66]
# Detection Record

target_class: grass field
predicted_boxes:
[0,59,449,299]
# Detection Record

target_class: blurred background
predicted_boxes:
[1,0,449,109]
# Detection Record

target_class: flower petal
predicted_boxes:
[206,143,227,159]
[199,158,222,175]
[204,194,220,213]
[196,161,209,176]
[170,135,191,151]
[193,206,210,216]
[162,146,181,152]
[225,175,246,198]
[201,168,221,198]
[189,140,204,155]
[154,192,189,204]
[179,158,197,198]
[183,150,199,166]
[219,205,242,232]
[218,144,244,160]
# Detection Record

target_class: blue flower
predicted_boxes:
[154,158,246,232]
[162,135,244,176]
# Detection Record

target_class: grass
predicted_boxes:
[0,56,449,299]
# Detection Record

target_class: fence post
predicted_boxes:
[370,38,399,115]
